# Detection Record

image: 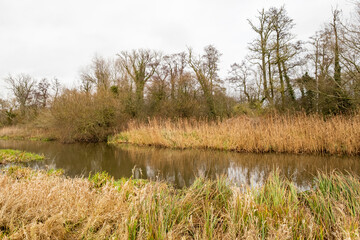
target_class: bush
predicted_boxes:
[45,90,125,142]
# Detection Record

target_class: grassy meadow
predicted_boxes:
[0,167,360,239]
[110,114,360,155]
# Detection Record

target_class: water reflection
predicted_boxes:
[1,140,359,188]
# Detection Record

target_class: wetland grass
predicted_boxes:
[0,149,44,164]
[0,125,55,142]
[110,113,360,155]
[1,167,360,239]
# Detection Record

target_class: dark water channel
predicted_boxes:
[1,140,360,189]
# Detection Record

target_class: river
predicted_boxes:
[1,140,359,189]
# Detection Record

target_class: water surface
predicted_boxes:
[1,140,359,189]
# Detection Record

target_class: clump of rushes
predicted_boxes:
[0,149,44,164]
[88,171,113,188]
[110,113,360,155]
[1,167,360,239]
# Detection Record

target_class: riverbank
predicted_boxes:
[2,114,360,156]
[1,167,360,239]
[110,114,360,155]
[0,149,44,164]
[0,125,55,142]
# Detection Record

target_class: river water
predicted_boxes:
[1,140,359,189]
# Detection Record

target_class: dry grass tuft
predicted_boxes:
[111,113,360,155]
[1,167,360,239]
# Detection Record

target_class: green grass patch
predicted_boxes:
[0,149,44,164]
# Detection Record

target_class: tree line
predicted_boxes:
[1,4,359,140]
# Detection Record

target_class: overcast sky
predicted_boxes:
[0,0,355,98]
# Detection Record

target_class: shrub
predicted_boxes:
[45,90,125,142]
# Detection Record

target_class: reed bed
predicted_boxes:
[1,167,360,239]
[111,114,360,155]
[0,125,54,141]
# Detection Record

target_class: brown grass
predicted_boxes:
[1,167,360,239]
[0,125,54,141]
[111,113,360,155]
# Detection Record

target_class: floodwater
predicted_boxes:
[1,140,359,189]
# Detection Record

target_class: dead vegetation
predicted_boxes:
[111,113,360,155]
[1,167,360,239]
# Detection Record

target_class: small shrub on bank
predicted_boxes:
[45,90,127,142]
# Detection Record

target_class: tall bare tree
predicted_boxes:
[80,56,113,92]
[268,6,297,106]
[188,45,222,117]
[228,61,253,102]
[5,74,36,116]
[163,52,188,101]
[51,78,62,100]
[117,49,161,115]
[340,2,360,107]
[248,9,274,104]
[35,78,51,108]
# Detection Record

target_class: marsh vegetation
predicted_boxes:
[0,149,44,164]
[1,3,360,239]
[111,113,360,155]
[1,167,360,239]
[0,5,360,144]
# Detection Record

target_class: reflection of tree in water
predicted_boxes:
[118,145,360,188]
[1,140,360,189]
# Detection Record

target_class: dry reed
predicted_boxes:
[0,125,54,141]
[111,113,360,155]
[1,167,360,239]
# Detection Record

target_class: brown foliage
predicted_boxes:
[46,90,126,142]
[112,113,360,155]
[1,168,360,239]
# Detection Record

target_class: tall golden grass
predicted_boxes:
[1,167,360,239]
[111,113,360,155]
[0,125,54,141]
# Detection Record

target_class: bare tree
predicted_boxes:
[5,74,36,115]
[228,61,253,102]
[268,6,297,106]
[35,78,51,108]
[306,11,353,114]
[163,52,188,101]
[340,2,360,106]
[149,57,170,105]
[332,9,342,87]
[330,9,353,112]
[51,78,61,100]
[188,45,222,117]
[117,49,161,115]
[248,9,274,104]
[80,56,113,92]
